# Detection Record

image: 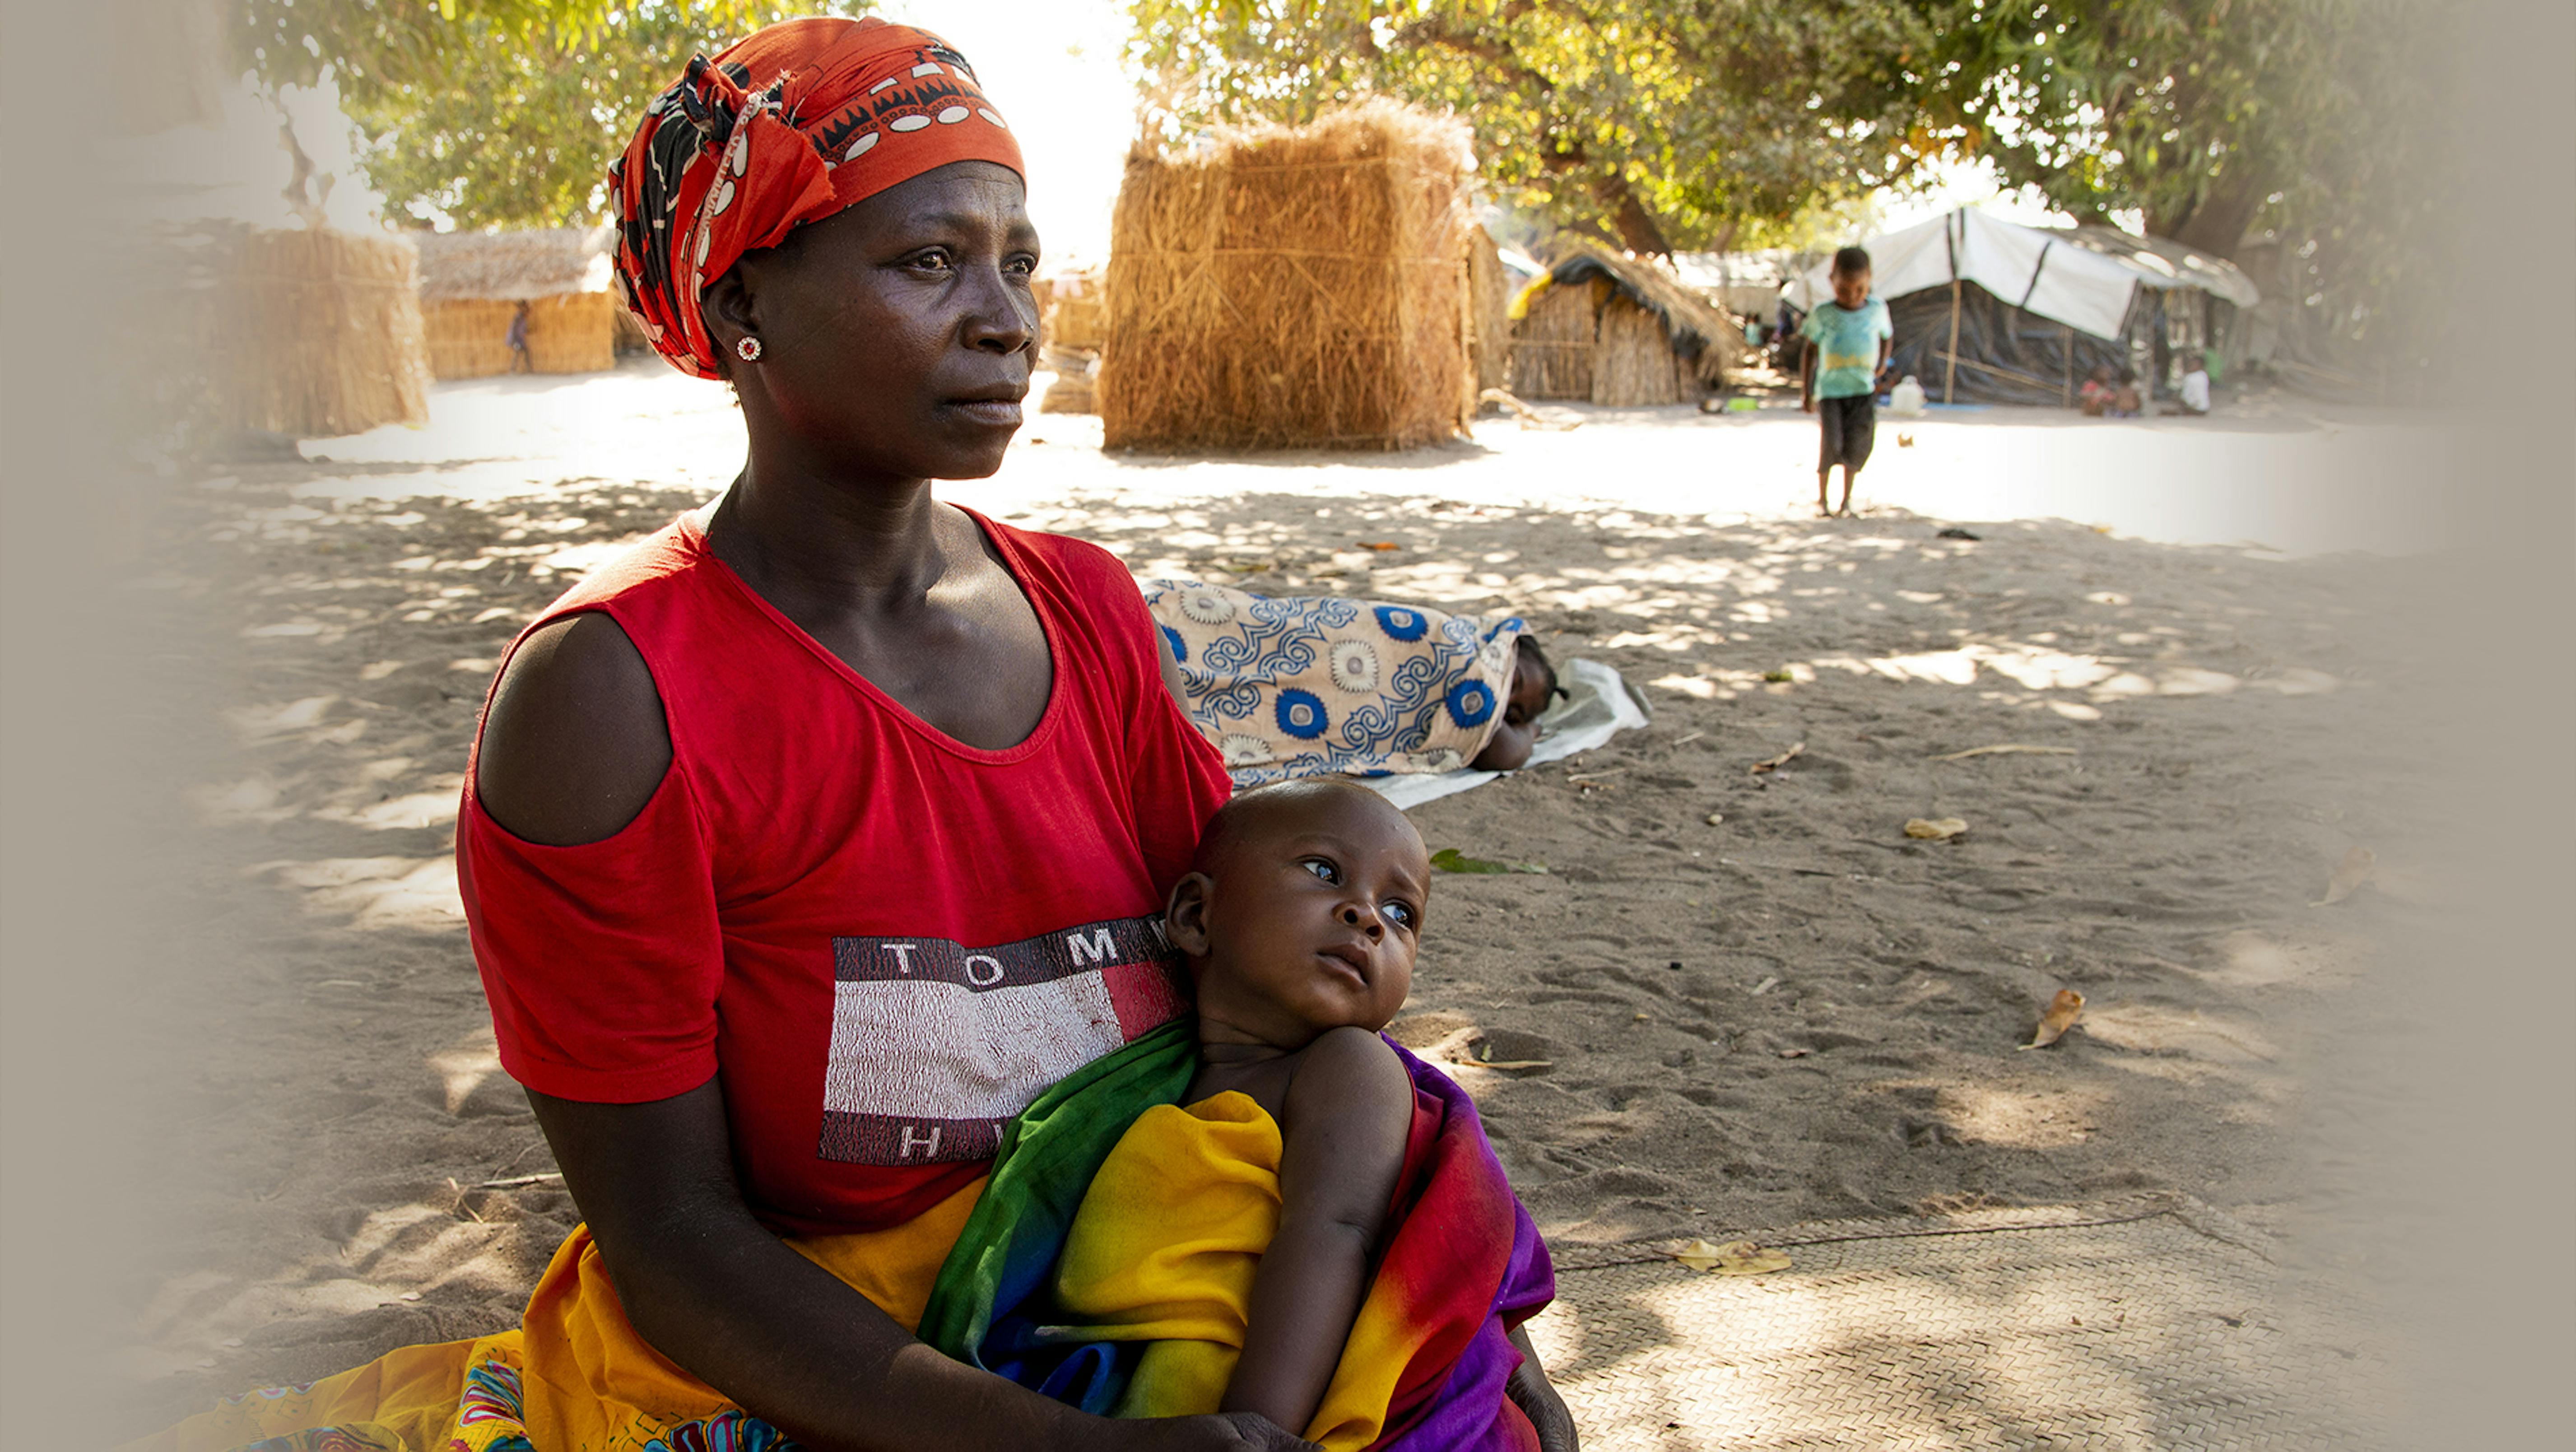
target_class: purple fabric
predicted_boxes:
[1377,1044,1558,1451]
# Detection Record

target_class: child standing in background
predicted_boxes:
[1800,246,1894,518]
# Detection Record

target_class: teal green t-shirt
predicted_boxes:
[1801,297,1893,400]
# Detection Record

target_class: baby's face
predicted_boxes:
[1181,790,1429,1051]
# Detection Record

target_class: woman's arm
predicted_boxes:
[533,1085,1316,1452]
[483,616,1311,1452]
[1222,1028,1416,1433]
[1505,1324,1580,1451]
[532,1084,1085,1449]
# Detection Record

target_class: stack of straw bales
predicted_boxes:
[136,221,432,440]
[1509,245,1740,406]
[1102,100,1474,451]
[413,228,616,377]
[1039,268,1107,414]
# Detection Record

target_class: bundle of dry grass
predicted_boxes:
[1508,245,1742,406]
[192,225,431,438]
[423,294,616,376]
[1510,275,1602,400]
[1044,268,1110,352]
[1040,268,1107,414]
[1465,224,1511,397]
[1102,99,1474,451]
[414,228,616,378]
[1591,293,1693,405]
[1040,348,1099,414]
[612,298,653,354]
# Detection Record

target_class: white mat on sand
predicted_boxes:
[1360,658,1651,811]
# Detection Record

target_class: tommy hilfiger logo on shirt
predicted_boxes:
[816,914,1187,1165]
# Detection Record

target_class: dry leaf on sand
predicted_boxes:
[1905,817,1969,840]
[1675,1239,1793,1275]
[1430,847,1548,875]
[1748,743,1805,775]
[2312,846,2375,907]
[1357,541,1400,551]
[2020,988,2086,1050]
[1933,744,2078,762]
[1418,1024,1553,1072]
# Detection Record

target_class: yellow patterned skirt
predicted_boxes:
[129,1181,983,1452]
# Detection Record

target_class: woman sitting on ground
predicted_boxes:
[1146,581,1562,785]
[140,18,1568,1452]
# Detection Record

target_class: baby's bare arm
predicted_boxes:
[1221,1027,1415,1434]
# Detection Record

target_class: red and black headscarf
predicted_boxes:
[610,17,1025,379]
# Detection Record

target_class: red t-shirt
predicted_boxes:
[457,509,1232,1235]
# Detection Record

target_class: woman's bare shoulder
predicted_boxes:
[476,611,674,846]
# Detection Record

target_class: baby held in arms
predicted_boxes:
[1049,779,1572,1449]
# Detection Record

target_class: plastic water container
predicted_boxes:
[1888,376,1928,416]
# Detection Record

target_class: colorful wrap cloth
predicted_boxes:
[126,1182,986,1452]
[1143,581,1528,787]
[610,16,1025,379]
[917,1022,1556,1450]
[138,1021,1550,1452]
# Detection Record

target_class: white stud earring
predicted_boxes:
[735,336,763,361]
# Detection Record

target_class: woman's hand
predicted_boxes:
[1106,1413,1321,1452]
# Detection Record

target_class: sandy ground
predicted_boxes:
[103,365,2444,1436]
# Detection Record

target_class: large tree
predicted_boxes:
[1129,0,2446,356]
[232,0,870,229]
[1922,0,2447,350]
[1126,0,1955,256]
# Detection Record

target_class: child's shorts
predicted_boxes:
[1818,393,1877,473]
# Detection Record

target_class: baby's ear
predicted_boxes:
[1163,872,1216,958]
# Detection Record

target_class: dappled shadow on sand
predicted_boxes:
[1528,1200,2390,1448]
[112,466,2425,1437]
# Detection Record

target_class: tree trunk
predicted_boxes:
[2163,168,2270,260]
[1592,177,1674,257]
[1540,139,1672,256]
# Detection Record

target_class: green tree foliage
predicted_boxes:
[1130,0,2445,355]
[1920,0,2447,350]
[233,1,870,229]
[1126,0,1952,256]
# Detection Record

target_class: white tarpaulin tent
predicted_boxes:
[1784,209,2257,342]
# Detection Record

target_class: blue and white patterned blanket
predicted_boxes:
[1142,581,1525,787]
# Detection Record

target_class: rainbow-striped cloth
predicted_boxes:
[917,1021,1555,1449]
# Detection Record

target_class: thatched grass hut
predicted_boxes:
[412,227,616,378]
[1464,224,1511,397]
[132,221,432,441]
[1102,100,1474,451]
[1508,246,1739,406]
[1038,267,1107,414]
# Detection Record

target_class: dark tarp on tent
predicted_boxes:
[1783,210,2259,406]
[1883,282,2132,407]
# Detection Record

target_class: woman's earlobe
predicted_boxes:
[1163,872,1214,957]
[702,271,758,358]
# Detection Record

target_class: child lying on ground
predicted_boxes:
[1144,581,1562,784]
[1051,780,1573,1448]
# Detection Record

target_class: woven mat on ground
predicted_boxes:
[1525,1194,2387,1450]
